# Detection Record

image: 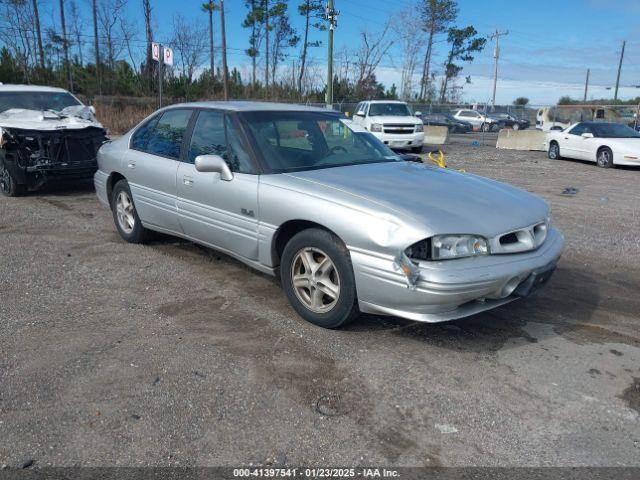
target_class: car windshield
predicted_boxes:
[240,111,401,173]
[0,91,81,113]
[368,103,411,117]
[591,123,640,138]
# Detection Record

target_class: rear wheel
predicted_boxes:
[596,147,613,168]
[281,228,359,329]
[481,122,490,132]
[111,179,150,243]
[0,161,26,197]
[548,141,561,160]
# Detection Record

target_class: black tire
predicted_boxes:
[111,179,150,243]
[281,228,359,329]
[548,141,561,160]
[513,123,520,131]
[0,161,26,197]
[596,147,614,168]
[410,146,423,153]
[480,122,490,132]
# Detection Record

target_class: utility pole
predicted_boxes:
[325,0,338,109]
[614,40,625,102]
[489,29,508,109]
[219,0,229,100]
[583,68,590,102]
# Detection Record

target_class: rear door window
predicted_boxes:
[145,109,193,159]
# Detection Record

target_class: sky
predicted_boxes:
[71,0,640,104]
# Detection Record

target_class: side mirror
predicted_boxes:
[355,110,365,116]
[414,111,422,117]
[581,132,594,139]
[194,154,233,181]
[89,105,96,114]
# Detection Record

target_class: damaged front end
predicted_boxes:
[0,126,107,190]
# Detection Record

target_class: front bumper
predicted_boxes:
[370,131,424,150]
[350,227,564,323]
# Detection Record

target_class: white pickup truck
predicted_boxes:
[351,100,424,153]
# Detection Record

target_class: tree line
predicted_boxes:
[0,0,488,103]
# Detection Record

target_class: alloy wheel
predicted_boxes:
[116,191,135,234]
[597,150,610,167]
[290,247,340,313]
[549,144,558,159]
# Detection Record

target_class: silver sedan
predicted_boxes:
[95,102,564,328]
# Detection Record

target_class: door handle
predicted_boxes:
[183,176,194,186]
[564,137,569,140]
[127,161,136,169]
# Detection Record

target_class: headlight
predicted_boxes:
[415,124,423,133]
[370,123,383,132]
[432,234,489,260]
[406,235,489,261]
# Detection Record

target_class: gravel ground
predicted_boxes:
[1,134,639,468]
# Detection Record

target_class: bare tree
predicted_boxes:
[392,8,424,100]
[31,0,45,68]
[264,0,269,91]
[69,0,83,66]
[170,14,206,84]
[0,0,37,81]
[119,15,138,73]
[97,0,126,92]
[354,24,393,88]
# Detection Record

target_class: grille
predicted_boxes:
[383,124,416,135]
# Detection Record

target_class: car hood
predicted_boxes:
[0,106,103,131]
[367,115,421,124]
[284,161,549,237]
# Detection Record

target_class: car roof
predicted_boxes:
[364,100,407,104]
[164,101,336,113]
[0,84,70,93]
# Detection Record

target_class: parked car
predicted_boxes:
[352,100,424,153]
[0,84,107,197]
[452,109,502,132]
[547,121,640,168]
[420,113,473,133]
[95,102,564,329]
[492,113,530,130]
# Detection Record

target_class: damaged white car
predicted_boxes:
[0,85,107,196]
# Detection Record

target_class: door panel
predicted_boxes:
[124,149,181,232]
[176,166,259,260]
[176,109,259,260]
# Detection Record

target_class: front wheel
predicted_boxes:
[281,228,359,329]
[0,161,26,197]
[548,142,561,160]
[480,122,490,132]
[512,123,520,131]
[111,179,150,243]
[411,146,423,153]
[597,147,613,168]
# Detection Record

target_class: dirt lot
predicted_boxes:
[1,133,639,467]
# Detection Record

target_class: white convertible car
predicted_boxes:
[547,121,640,168]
